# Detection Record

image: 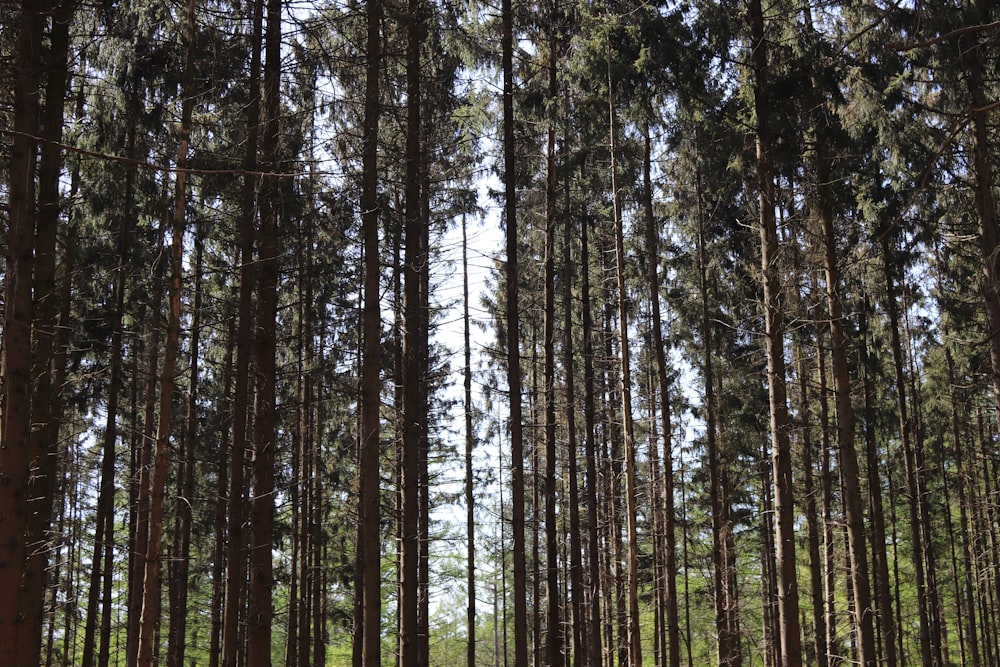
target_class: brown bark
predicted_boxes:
[643,121,680,667]
[607,42,642,667]
[222,0,262,662]
[543,28,563,667]
[136,0,196,659]
[747,0,803,662]
[581,206,604,667]
[358,0,384,657]
[400,0,424,655]
[247,0,282,662]
[463,213,477,667]
[0,1,42,659]
[502,0,529,659]
[167,221,204,667]
[16,3,75,662]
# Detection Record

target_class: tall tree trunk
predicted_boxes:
[812,137,877,667]
[210,318,236,667]
[136,0,196,659]
[400,0,424,655]
[607,42,642,667]
[358,0,383,656]
[128,227,167,667]
[747,0,803,662]
[797,345,827,667]
[82,53,139,667]
[223,0,263,662]
[543,27,563,667]
[247,0,282,662]
[502,0,529,659]
[464,213,477,667]
[20,4,76,661]
[167,220,204,667]
[564,145,584,667]
[880,234,934,667]
[581,205,604,667]
[642,120,680,667]
[0,1,43,660]
[695,157,741,667]
[858,299,897,667]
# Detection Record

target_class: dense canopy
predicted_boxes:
[2,0,1000,666]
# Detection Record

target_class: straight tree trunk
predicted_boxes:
[358,0,384,656]
[400,0,424,655]
[20,4,76,661]
[82,57,140,667]
[0,1,43,660]
[463,214,477,667]
[581,206,604,667]
[747,0,803,662]
[543,27,563,667]
[564,147,584,667]
[247,0,282,662]
[858,299,897,667]
[223,0,263,662]
[796,348,828,667]
[812,138,877,667]
[502,0,529,659]
[167,220,204,667]
[136,0,196,659]
[642,120,680,667]
[607,42,643,667]
[880,234,934,667]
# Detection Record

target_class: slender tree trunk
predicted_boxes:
[880,234,934,667]
[812,142,877,667]
[247,0,282,662]
[136,0,196,659]
[859,298,897,667]
[19,4,76,661]
[82,56,139,667]
[695,156,741,667]
[564,145,584,667]
[464,214,477,667]
[502,0,529,659]
[747,0,803,662]
[358,0,383,656]
[543,27,563,667]
[797,345,828,667]
[128,227,167,667]
[643,120,680,667]
[607,42,642,667]
[581,205,604,667]
[210,319,236,667]
[400,0,424,654]
[0,1,43,659]
[223,0,263,662]
[167,220,204,667]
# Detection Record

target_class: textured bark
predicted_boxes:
[166,221,203,667]
[19,4,75,661]
[463,214,477,667]
[357,0,383,658]
[136,0,195,659]
[543,28,563,667]
[642,121,680,667]
[502,0,529,659]
[581,208,604,667]
[247,0,282,662]
[747,0,803,662]
[400,0,424,655]
[607,43,642,667]
[0,1,42,659]
[222,1,262,662]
